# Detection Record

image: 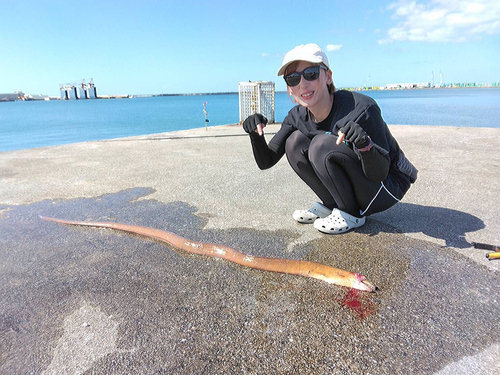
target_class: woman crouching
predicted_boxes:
[243,43,417,234]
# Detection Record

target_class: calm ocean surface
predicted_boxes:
[1,88,499,152]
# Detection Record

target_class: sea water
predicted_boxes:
[1,88,499,152]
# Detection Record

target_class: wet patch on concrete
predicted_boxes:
[1,188,499,374]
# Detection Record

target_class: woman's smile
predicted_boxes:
[301,90,315,99]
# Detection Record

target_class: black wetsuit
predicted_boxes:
[247,90,417,217]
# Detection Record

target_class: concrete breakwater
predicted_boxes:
[1,124,499,374]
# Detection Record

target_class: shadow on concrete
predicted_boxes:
[367,202,484,249]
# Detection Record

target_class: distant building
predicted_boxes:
[382,82,429,90]
[87,85,97,99]
[60,79,98,100]
[68,86,79,100]
[0,92,24,101]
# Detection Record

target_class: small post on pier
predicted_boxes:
[203,102,209,131]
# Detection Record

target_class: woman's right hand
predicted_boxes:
[243,114,267,136]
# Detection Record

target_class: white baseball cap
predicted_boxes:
[277,43,330,76]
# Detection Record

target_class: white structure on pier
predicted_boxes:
[238,81,275,124]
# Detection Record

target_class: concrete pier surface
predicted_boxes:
[1,124,499,374]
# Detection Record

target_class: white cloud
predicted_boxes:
[261,52,269,57]
[326,44,343,51]
[378,0,500,44]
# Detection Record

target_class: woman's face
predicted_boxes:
[286,61,332,109]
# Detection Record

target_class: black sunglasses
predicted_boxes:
[284,65,327,87]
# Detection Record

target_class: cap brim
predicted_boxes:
[277,62,293,76]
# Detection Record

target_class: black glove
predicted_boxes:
[339,121,370,149]
[243,113,267,134]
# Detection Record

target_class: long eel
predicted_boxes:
[40,216,376,292]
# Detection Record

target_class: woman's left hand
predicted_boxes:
[336,121,370,149]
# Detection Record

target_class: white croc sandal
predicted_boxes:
[314,208,366,234]
[293,202,332,224]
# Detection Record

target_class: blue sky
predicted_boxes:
[1,0,499,96]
